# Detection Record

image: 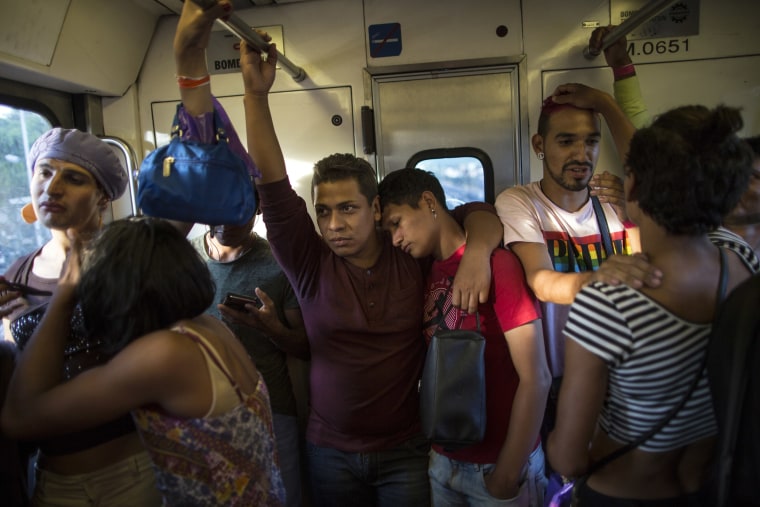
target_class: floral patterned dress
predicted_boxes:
[132,326,285,506]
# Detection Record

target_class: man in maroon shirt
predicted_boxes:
[175,4,502,505]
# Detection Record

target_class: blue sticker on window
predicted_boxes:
[369,23,402,58]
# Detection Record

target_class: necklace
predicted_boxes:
[206,233,256,262]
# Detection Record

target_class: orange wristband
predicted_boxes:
[177,75,210,89]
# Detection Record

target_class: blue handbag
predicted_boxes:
[137,105,256,226]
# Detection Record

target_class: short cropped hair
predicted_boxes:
[78,217,215,352]
[312,153,378,204]
[378,168,448,212]
[626,105,753,235]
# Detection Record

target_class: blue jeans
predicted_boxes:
[273,413,303,507]
[306,434,431,507]
[429,445,547,507]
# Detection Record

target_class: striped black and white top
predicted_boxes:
[707,227,759,273]
[565,282,717,452]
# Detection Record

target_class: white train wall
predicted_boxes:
[98,0,759,226]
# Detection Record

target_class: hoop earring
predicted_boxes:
[537,152,545,160]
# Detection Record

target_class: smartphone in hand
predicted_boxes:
[222,292,262,311]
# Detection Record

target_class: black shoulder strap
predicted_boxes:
[588,248,729,476]
[591,195,614,260]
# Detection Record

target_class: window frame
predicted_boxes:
[407,147,495,204]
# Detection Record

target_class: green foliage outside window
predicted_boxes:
[0,106,52,275]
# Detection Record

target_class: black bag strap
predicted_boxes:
[586,247,729,476]
[591,195,614,260]
[561,195,611,272]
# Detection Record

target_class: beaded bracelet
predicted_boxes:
[177,74,211,89]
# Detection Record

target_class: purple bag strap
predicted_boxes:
[175,97,260,178]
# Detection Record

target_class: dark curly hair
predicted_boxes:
[312,153,378,204]
[77,217,215,353]
[626,105,753,235]
[378,168,448,213]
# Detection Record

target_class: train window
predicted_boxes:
[0,105,53,275]
[407,147,495,206]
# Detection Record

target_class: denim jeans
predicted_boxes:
[306,434,431,507]
[429,445,546,507]
[273,413,303,507]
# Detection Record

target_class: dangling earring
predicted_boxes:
[431,208,437,220]
[537,152,545,160]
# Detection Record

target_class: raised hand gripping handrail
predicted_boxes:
[584,0,680,59]
[190,0,307,82]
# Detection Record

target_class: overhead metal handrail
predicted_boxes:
[190,0,307,82]
[584,0,680,59]
[101,136,139,217]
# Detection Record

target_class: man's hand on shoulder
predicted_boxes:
[451,247,492,314]
[589,253,663,289]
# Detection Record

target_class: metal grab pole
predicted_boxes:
[584,0,680,59]
[190,0,307,82]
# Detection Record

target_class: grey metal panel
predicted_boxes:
[0,0,71,66]
[363,0,523,67]
[372,66,521,198]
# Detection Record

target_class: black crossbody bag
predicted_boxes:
[419,298,487,450]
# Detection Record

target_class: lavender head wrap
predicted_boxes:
[28,128,128,200]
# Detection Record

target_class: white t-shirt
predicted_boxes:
[495,181,632,273]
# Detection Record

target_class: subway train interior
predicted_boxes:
[0,0,755,300]
[1,0,758,277]
[1,0,759,504]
